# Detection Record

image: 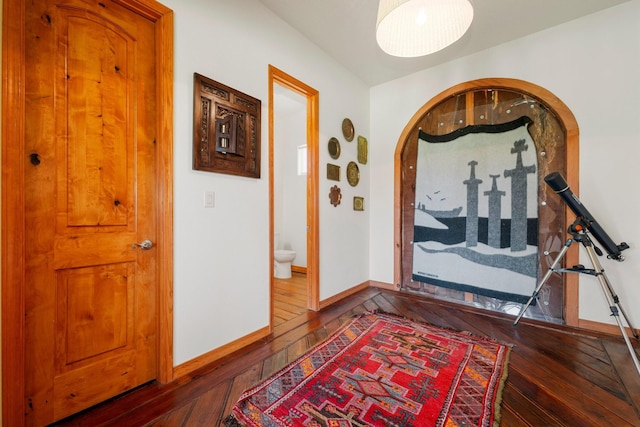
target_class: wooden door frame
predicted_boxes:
[1,0,174,425]
[268,65,320,324]
[393,78,580,325]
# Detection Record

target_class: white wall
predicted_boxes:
[370,1,640,327]
[162,0,370,366]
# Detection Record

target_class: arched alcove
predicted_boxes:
[394,78,579,324]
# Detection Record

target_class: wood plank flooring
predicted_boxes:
[53,286,640,426]
[273,272,308,326]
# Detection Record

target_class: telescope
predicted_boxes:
[544,172,629,261]
[515,172,639,376]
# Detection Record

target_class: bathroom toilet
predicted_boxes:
[274,249,296,279]
[274,233,296,279]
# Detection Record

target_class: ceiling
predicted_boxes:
[257,0,629,87]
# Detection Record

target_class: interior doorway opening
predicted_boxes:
[268,66,320,329]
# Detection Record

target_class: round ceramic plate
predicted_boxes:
[342,118,354,142]
[328,137,341,159]
[347,161,359,187]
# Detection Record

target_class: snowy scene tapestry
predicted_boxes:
[412,116,538,303]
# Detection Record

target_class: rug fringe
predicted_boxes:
[364,309,515,348]
[223,413,243,427]
[492,345,512,427]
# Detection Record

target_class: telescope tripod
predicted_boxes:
[513,217,640,376]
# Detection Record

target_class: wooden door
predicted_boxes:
[24,0,158,423]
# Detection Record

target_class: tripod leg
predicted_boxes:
[599,286,640,376]
[601,275,639,339]
[513,240,571,326]
[583,245,640,376]
[582,244,640,338]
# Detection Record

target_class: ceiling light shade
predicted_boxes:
[376,0,474,57]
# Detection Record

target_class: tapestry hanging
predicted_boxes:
[412,116,538,303]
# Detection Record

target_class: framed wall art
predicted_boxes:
[193,73,261,178]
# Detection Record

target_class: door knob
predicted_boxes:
[132,239,154,250]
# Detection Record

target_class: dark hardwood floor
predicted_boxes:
[53,286,640,426]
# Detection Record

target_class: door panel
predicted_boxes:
[61,10,133,227]
[56,264,133,366]
[25,0,158,423]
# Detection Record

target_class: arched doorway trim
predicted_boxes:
[393,78,579,325]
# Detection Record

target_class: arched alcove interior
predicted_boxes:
[394,78,579,324]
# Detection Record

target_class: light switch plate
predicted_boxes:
[204,191,215,208]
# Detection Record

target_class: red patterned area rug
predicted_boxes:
[226,312,511,427]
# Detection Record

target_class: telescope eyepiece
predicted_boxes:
[610,254,625,262]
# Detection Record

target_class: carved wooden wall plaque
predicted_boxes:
[193,73,261,178]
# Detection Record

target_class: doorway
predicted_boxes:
[268,66,320,327]
[272,84,308,325]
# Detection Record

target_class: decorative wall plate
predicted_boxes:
[342,118,354,142]
[346,161,360,187]
[327,163,340,181]
[357,135,368,164]
[328,137,341,159]
[329,185,342,207]
[353,196,364,211]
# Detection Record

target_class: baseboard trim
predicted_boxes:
[171,280,633,382]
[172,325,270,379]
[291,265,307,274]
[368,280,398,291]
[319,281,370,309]
[578,318,639,338]
[378,281,637,338]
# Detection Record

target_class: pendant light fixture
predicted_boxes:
[376,0,474,58]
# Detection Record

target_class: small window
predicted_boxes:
[297,145,307,175]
